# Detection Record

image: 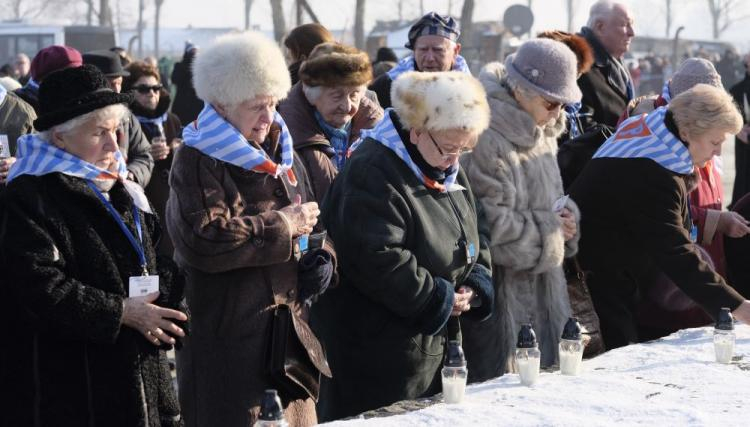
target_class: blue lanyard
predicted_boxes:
[686,197,698,243]
[86,181,148,275]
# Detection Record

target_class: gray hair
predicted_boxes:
[40,104,129,141]
[302,84,323,104]
[587,0,618,28]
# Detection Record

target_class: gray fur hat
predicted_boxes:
[504,38,582,105]
[670,58,723,97]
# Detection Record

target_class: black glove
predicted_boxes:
[461,264,494,322]
[297,249,334,303]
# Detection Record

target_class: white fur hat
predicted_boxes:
[390,71,490,134]
[193,31,291,105]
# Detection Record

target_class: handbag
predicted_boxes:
[266,304,332,403]
[564,258,606,358]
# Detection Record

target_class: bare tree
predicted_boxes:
[354,0,366,49]
[1,0,64,20]
[567,0,576,33]
[707,0,750,39]
[154,0,164,58]
[245,0,254,30]
[270,0,286,42]
[137,0,144,58]
[99,0,112,26]
[459,0,474,59]
[665,0,673,37]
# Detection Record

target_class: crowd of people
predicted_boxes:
[2,1,750,426]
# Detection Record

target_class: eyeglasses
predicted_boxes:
[540,97,562,112]
[134,84,163,94]
[427,132,468,161]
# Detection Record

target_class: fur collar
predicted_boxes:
[478,63,566,148]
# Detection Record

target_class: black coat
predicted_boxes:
[368,72,393,109]
[725,193,750,298]
[0,173,184,427]
[577,27,632,134]
[170,53,203,125]
[312,134,493,422]
[729,73,750,206]
[569,157,745,350]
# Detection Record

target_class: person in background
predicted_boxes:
[123,61,182,257]
[372,46,398,79]
[167,31,335,427]
[0,64,187,426]
[312,71,493,421]
[368,12,470,109]
[278,42,382,203]
[0,75,21,91]
[730,53,750,206]
[283,23,334,85]
[13,53,31,85]
[171,42,203,124]
[569,84,750,350]
[84,50,154,188]
[461,39,582,381]
[110,46,133,67]
[15,45,83,114]
[0,78,35,185]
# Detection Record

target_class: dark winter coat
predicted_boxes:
[119,111,155,188]
[569,157,746,350]
[0,91,35,155]
[278,82,383,204]
[0,173,184,427]
[729,73,750,205]
[725,192,750,298]
[132,94,182,258]
[368,72,394,109]
[14,84,39,114]
[312,123,494,422]
[170,53,203,125]
[166,124,332,427]
[577,27,632,134]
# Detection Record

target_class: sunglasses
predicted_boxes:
[427,132,468,161]
[134,84,163,94]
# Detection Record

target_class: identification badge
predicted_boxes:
[0,135,9,158]
[553,195,569,213]
[689,224,698,243]
[298,234,309,253]
[129,275,159,297]
[464,242,476,265]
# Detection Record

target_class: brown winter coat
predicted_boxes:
[166,124,332,427]
[278,82,383,203]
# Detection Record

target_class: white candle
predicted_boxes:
[559,350,583,376]
[517,356,540,386]
[442,376,467,404]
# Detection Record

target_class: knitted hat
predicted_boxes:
[30,45,82,82]
[670,58,723,97]
[34,64,133,131]
[391,71,490,134]
[299,42,372,88]
[406,12,460,50]
[505,38,582,105]
[193,31,291,106]
[83,50,130,77]
[537,30,594,75]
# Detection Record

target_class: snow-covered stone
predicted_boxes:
[324,325,750,426]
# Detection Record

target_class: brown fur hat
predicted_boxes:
[299,42,373,87]
[537,30,594,75]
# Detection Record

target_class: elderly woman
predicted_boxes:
[570,84,750,349]
[283,23,334,85]
[123,61,182,257]
[460,39,582,382]
[166,32,335,427]
[312,71,495,421]
[0,64,186,426]
[278,42,382,203]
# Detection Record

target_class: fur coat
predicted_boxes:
[461,63,580,380]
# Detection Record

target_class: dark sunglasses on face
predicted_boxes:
[134,84,163,94]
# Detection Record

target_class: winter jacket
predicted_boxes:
[730,73,750,205]
[368,72,394,109]
[119,111,155,188]
[569,153,746,350]
[278,83,383,204]
[166,124,331,427]
[131,93,182,258]
[461,63,579,381]
[0,173,184,427]
[725,192,750,298]
[170,52,203,125]
[14,84,39,113]
[312,116,493,422]
[0,91,35,155]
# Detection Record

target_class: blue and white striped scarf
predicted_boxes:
[314,110,351,171]
[355,108,464,192]
[7,133,152,212]
[564,102,582,139]
[594,107,693,174]
[183,103,296,184]
[387,54,471,81]
[660,80,672,103]
[135,112,169,136]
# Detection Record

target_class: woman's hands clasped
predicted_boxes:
[559,207,577,241]
[122,291,188,346]
[280,194,320,237]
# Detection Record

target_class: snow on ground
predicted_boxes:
[324,324,750,427]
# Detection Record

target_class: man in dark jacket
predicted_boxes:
[730,53,750,206]
[84,50,154,187]
[368,12,469,109]
[577,1,635,134]
[0,85,35,184]
[170,43,203,125]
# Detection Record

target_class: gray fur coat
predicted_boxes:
[461,62,580,380]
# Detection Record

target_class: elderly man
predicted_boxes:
[368,11,470,109]
[84,50,154,187]
[577,0,635,133]
[13,53,31,85]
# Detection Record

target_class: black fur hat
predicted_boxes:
[34,64,132,131]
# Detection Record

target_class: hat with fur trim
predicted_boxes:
[505,38,582,105]
[299,42,373,87]
[391,71,490,134]
[537,30,594,76]
[193,31,291,106]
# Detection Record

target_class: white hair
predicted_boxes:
[40,104,129,141]
[587,0,619,28]
[302,84,323,104]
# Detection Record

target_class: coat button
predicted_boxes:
[287,289,296,298]
[253,237,264,247]
[274,188,285,198]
